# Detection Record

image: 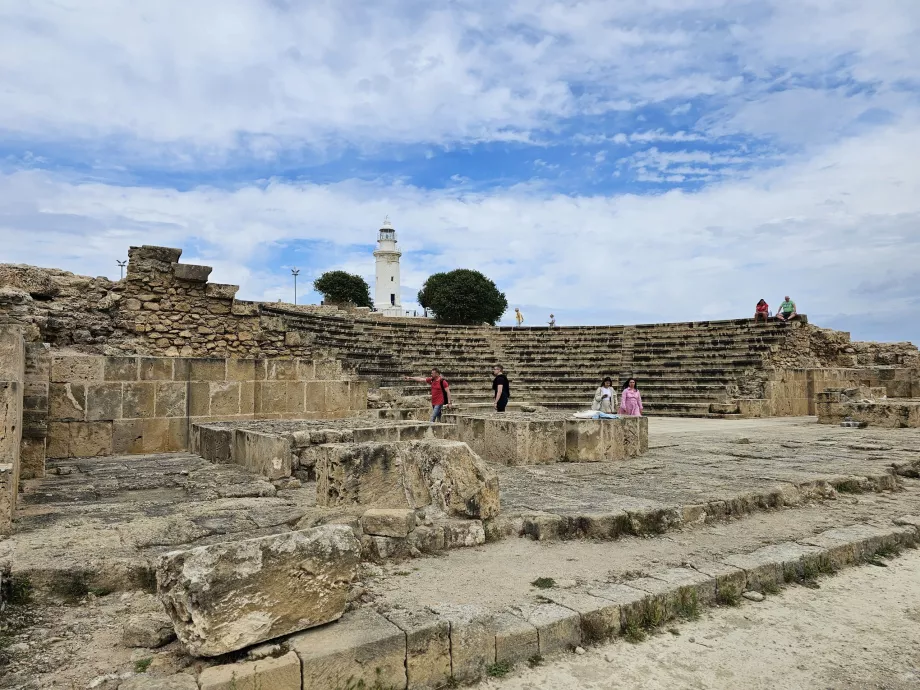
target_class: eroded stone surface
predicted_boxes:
[316,440,500,519]
[157,525,360,656]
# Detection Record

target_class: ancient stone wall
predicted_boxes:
[43,353,366,461]
[771,324,920,370]
[0,246,326,358]
[0,325,24,533]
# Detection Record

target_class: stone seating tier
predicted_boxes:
[269,308,801,416]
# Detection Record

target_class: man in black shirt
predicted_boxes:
[492,365,510,412]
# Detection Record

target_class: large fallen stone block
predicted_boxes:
[157,525,360,657]
[316,440,499,519]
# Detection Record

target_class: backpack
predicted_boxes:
[439,378,449,403]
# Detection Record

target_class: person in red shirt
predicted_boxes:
[754,299,769,324]
[403,368,452,422]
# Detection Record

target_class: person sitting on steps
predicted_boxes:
[754,299,769,323]
[403,368,451,422]
[618,378,643,416]
[775,296,798,324]
[592,377,618,414]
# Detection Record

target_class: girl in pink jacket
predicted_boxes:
[618,378,643,416]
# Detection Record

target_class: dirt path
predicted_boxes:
[478,549,920,690]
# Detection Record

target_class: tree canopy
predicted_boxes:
[417,269,507,325]
[313,271,373,308]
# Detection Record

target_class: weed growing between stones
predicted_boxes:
[762,581,782,595]
[644,599,667,629]
[134,658,152,673]
[531,577,556,589]
[623,621,646,644]
[487,661,512,678]
[716,585,741,607]
[677,589,700,621]
[527,654,544,668]
[581,617,614,644]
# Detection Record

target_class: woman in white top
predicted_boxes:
[591,377,618,414]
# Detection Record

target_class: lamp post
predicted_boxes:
[117,260,127,280]
[291,268,300,305]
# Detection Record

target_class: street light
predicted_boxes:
[291,268,300,305]
[117,260,127,280]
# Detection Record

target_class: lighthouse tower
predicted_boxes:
[373,217,403,316]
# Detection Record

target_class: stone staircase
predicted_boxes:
[267,306,797,417]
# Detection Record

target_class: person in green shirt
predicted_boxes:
[776,296,798,323]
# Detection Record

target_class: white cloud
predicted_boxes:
[2,117,919,338]
[0,1,917,156]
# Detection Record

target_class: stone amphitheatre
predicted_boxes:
[0,245,918,689]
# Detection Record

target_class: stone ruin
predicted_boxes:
[0,245,919,689]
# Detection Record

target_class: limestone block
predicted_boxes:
[349,380,369,411]
[69,421,113,457]
[383,608,451,690]
[563,419,625,462]
[225,359,256,382]
[142,418,187,453]
[104,356,139,381]
[139,357,174,381]
[118,674,198,690]
[19,437,45,479]
[540,590,622,642]
[209,382,241,416]
[0,464,14,535]
[131,245,183,263]
[123,382,156,419]
[622,416,648,457]
[289,608,407,690]
[256,381,303,415]
[302,381,325,413]
[324,381,351,412]
[626,567,714,621]
[198,651,300,690]
[361,508,416,537]
[46,421,70,458]
[232,429,292,479]
[432,604,495,682]
[205,283,239,300]
[493,611,539,664]
[188,358,226,382]
[231,300,260,316]
[722,548,785,591]
[285,330,312,347]
[188,382,210,417]
[158,525,360,657]
[314,357,343,380]
[689,560,747,603]
[123,612,177,648]
[295,358,315,380]
[512,602,581,655]
[49,382,86,421]
[113,419,145,455]
[172,263,212,282]
[263,359,298,381]
[442,519,486,549]
[195,425,233,463]
[316,440,499,520]
[50,355,103,382]
[155,382,187,418]
[85,383,123,421]
[586,583,649,630]
[240,381,254,415]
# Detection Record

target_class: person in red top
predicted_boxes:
[754,299,769,324]
[403,368,452,422]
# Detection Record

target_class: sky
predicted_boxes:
[1,1,919,341]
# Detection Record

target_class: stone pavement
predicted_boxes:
[10,418,920,596]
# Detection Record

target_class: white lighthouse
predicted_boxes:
[373,216,403,316]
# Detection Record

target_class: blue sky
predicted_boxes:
[1,0,919,341]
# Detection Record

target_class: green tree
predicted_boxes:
[418,269,508,325]
[313,271,373,308]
